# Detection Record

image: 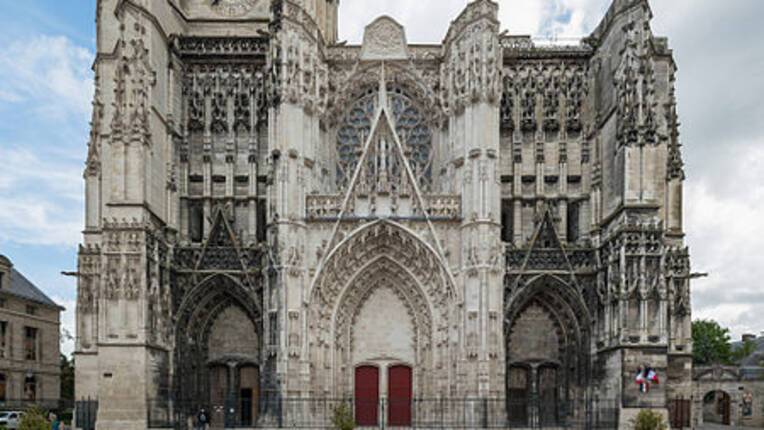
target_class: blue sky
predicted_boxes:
[0,1,96,355]
[1,1,763,356]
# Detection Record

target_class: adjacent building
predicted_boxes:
[0,255,62,409]
[693,334,764,428]
[76,0,695,428]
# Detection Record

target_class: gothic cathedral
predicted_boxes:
[75,0,693,428]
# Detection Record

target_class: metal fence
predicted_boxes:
[147,396,619,429]
[75,398,98,430]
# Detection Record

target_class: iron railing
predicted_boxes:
[75,398,98,430]
[147,396,620,429]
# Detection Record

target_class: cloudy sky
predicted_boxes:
[0,0,762,356]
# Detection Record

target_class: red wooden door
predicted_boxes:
[388,365,412,426]
[355,366,379,426]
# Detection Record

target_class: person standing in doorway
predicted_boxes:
[196,408,209,430]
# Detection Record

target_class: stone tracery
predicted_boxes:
[336,81,436,191]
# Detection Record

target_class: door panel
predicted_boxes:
[507,366,529,426]
[355,366,379,426]
[209,365,227,429]
[388,365,412,426]
[538,366,559,425]
[239,366,259,426]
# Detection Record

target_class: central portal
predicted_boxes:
[308,221,456,407]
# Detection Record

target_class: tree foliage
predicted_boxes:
[330,402,355,430]
[631,409,668,430]
[18,407,49,430]
[60,354,75,401]
[692,319,733,365]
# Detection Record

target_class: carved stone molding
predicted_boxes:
[360,16,409,61]
[175,36,269,60]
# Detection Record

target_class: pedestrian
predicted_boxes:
[186,414,194,430]
[50,413,61,430]
[196,408,209,430]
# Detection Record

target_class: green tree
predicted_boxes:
[692,319,733,365]
[18,407,49,430]
[330,402,355,430]
[60,354,75,401]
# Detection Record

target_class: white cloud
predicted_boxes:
[52,296,77,357]
[686,144,764,339]
[339,0,467,43]
[0,145,84,247]
[0,35,93,120]
[0,34,92,248]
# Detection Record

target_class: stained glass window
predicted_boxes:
[336,86,433,191]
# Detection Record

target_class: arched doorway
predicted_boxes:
[505,275,591,427]
[308,221,457,400]
[174,275,262,428]
[703,390,731,425]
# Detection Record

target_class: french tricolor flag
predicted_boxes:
[635,367,659,393]
[635,368,648,393]
[646,367,660,384]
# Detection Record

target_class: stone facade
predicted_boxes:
[75,0,694,428]
[0,255,63,408]
[693,365,764,428]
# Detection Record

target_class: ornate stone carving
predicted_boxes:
[360,16,409,61]
[442,0,501,114]
[111,22,156,144]
[182,64,267,137]
[308,221,455,396]
[176,36,268,58]
[269,9,328,113]
[85,74,104,177]
[615,20,659,147]
[502,60,588,135]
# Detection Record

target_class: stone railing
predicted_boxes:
[306,195,344,219]
[420,195,461,219]
[306,194,461,220]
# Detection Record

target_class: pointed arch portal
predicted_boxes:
[308,220,457,406]
[174,273,263,428]
[504,274,592,426]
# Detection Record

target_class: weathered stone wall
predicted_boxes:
[693,366,764,428]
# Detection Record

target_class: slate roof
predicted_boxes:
[732,336,764,367]
[4,267,63,310]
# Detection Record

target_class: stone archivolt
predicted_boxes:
[308,221,456,396]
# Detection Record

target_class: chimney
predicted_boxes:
[742,333,756,343]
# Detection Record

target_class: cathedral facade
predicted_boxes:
[75,0,694,428]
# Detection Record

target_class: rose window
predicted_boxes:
[336,86,433,191]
